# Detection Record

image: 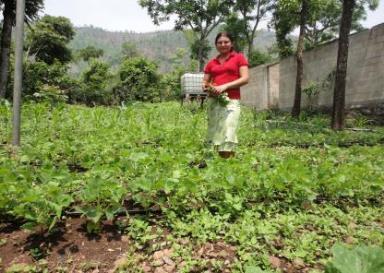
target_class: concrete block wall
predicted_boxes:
[241,23,384,110]
[241,64,269,110]
[267,63,280,108]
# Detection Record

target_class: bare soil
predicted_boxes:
[0,217,325,273]
[0,217,130,273]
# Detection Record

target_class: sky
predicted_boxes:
[43,0,384,33]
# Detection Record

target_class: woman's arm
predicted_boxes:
[202,73,212,91]
[212,66,249,93]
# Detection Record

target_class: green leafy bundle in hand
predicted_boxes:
[206,85,230,106]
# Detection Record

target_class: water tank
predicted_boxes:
[181,73,205,95]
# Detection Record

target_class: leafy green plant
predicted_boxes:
[75,175,127,233]
[325,244,384,273]
[206,85,230,106]
[32,84,68,104]
[303,81,320,111]
[30,247,46,260]
[126,218,158,249]
[1,102,384,271]
[244,266,273,273]
[11,181,73,231]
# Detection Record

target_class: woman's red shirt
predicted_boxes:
[204,51,249,100]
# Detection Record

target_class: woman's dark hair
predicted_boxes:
[215,32,234,45]
[214,32,235,52]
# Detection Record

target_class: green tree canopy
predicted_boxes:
[248,49,273,67]
[77,46,104,62]
[26,15,75,64]
[114,57,160,102]
[224,0,273,58]
[121,41,140,59]
[304,0,372,49]
[0,0,43,24]
[222,13,248,52]
[82,60,111,91]
[139,0,235,71]
[271,0,377,57]
[0,0,44,98]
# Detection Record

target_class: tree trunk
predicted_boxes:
[291,0,309,118]
[248,27,260,60]
[331,0,355,130]
[198,40,204,72]
[247,2,261,60]
[247,40,253,60]
[0,3,14,98]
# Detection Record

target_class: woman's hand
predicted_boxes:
[202,82,210,92]
[212,84,229,95]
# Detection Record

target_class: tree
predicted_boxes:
[113,57,160,102]
[21,60,73,103]
[291,0,309,118]
[26,15,75,64]
[331,0,378,129]
[82,60,111,91]
[0,0,44,98]
[182,29,207,71]
[190,38,211,66]
[225,0,273,59]
[271,0,297,58]
[272,0,307,117]
[271,0,370,57]
[161,48,189,99]
[304,0,368,49]
[74,59,112,105]
[139,0,234,71]
[222,13,248,52]
[77,46,104,62]
[169,48,188,69]
[273,0,375,118]
[121,41,140,59]
[248,49,272,67]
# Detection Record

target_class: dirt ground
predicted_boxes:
[0,217,131,272]
[0,217,240,273]
[0,210,332,273]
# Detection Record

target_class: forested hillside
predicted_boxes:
[70,26,276,72]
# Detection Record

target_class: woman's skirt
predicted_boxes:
[206,98,241,152]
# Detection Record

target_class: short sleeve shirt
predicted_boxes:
[204,51,249,100]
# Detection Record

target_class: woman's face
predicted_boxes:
[216,36,232,55]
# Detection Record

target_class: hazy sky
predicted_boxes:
[43,0,384,33]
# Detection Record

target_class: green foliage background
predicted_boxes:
[69,26,277,73]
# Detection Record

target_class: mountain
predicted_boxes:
[70,26,277,73]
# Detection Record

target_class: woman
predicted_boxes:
[203,32,249,158]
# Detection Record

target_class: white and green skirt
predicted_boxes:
[206,98,241,152]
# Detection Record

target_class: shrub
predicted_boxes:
[249,50,273,67]
[16,60,76,103]
[70,59,113,106]
[113,57,160,103]
[160,67,186,100]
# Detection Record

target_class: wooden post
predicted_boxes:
[12,0,25,146]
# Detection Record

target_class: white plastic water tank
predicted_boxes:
[181,73,205,95]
